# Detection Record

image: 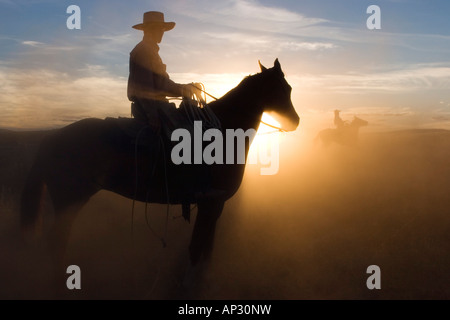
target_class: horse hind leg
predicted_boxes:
[47,182,97,259]
[20,163,46,239]
[45,196,93,296]
[42,179,98,291]
[47,204,79,262]
[20,170,90,295]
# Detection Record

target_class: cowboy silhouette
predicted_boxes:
[127,11,225,214]
[128,11,201,130]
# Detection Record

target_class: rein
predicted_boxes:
[191,83,287,133]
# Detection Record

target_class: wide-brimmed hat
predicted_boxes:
[132,11,175,31]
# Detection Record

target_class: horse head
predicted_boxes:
[352,116,368,128]
[258,59,300,131]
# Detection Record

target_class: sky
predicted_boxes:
[0,0,450,130]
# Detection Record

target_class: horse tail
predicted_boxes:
[20,162,46,235]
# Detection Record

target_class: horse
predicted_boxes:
[315,116,368,147]
[20,59,299,274]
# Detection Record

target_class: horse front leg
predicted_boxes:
[189,199,224,265]
[182,199,224,289]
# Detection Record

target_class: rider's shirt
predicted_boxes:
[127,40,182,102]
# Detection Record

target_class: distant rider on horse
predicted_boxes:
[334,109,346,129]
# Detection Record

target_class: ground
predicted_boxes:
[0,128,449,299]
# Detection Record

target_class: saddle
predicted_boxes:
[123,98,219,142]
[106,117,155,146]
[159,98,221,138]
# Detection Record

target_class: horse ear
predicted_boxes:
[274,58,281,70]
[274,58,284,76]
[259,60,267,72]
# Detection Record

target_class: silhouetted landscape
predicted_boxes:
[0,127,449,299]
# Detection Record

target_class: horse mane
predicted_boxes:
[225,63,284,100]
[210,72,265,105]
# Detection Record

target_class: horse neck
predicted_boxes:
[208,79,264,132]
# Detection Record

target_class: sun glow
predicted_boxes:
[245,113,284,175]
[252,113,284,150]
[259,113,282,134]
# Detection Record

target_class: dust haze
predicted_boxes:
[0,123,449,299]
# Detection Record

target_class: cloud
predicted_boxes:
[1,33,133,78]
[157,0,338,74]
[198,31,337,56]
[168,0,450,63]
[21,40,76,52]
[205,31,335,49]
[216,0,326,30]
[280,41,337,51]
[289,64,450,94]
[22,41,45,47]
[1,63,449,132]
[0,64,129,129]
[432,115,450,121]
[172,0,326,34]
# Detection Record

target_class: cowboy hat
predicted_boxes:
[132,11,175,31]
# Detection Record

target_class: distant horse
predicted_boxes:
[315,116,368,147]
[20,59,299,269]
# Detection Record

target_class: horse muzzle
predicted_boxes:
[277,110,300,132]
